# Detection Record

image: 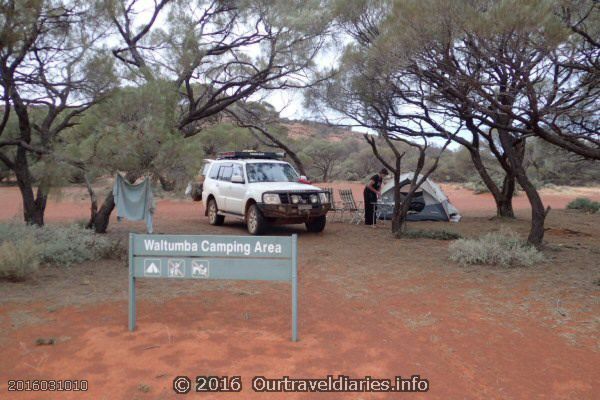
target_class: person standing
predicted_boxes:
[363,168,389,225]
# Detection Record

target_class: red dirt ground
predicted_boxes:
[0,183,599,399]
[1,182,599,222]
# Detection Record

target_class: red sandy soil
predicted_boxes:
[1,182,599,222]
[0,184,599,399]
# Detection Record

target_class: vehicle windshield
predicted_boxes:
[246,163,299,183]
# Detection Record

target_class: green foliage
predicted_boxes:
[198,123,263,157]
[35,225,121,266]
[0,239,41,281]
[524,139,600,186]
[0,223,121,275]
[566,198,600,213]
[449,228,544,267]
[402,229,462,240]
[64,80,205,190]
[300,139,354,181]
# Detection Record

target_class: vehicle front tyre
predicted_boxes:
[207,198,225,226]
[306,215,327,233]
[246,204,267,235]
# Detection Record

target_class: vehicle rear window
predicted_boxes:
[209,164,219,179]
[202,162,212,177]
[218,165,233,181]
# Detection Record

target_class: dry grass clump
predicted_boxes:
[0,239,41,281]
[449,228,544,267]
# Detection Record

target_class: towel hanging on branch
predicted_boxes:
[113,174,155,233]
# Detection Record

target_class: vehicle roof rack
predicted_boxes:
[217,151,286,160]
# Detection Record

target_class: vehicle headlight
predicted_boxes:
[290,195,301,204]
[263,193,281,204]
[318,192,329,204]
[310,194,319,204]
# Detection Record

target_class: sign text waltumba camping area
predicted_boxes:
[128,233,298,341]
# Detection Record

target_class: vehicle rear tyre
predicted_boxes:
[207,198,225,226]
[306,215,327,232]
[247,204,267,235]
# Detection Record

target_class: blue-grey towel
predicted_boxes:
[113,174,155,233]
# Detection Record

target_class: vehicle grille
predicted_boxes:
[278,192,319,204]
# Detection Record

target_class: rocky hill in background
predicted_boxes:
[281,119,363,143]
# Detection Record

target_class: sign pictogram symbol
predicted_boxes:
[168,259,185,277]
[191,260,209,278]
[144,259,161,276]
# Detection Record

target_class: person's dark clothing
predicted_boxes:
[364,174,382,225]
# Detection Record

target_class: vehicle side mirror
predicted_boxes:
[231,174,244,184]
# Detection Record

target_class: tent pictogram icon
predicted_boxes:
[143,259,161,276]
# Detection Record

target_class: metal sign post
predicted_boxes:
[128,233,298,342]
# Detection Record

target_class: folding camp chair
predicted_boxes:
[322,187,340,221]
[338,189,364,224]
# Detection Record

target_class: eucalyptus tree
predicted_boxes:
[223,101,308,176]
[379,0,599,246]
[310,1,455,234]
[0,0,115,225]
[328,0,525,219]
[322,0,599,246]
[80,0,332,231]
[103,0,332,133]
[506,0,599,159]
[62,80,203,232]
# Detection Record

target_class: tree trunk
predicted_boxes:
[158,175,175,191]
[496,175,516,218]
[468,149,515,218]
[498,133,546,247]
[84,176,98,229]
[92,173,140,233]
[19,186,46,225]
[521,179,547,247]
[391,159,405,235]
[14,149,46,225]
[93,190,115,234]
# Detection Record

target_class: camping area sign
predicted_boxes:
[128,233,298,341]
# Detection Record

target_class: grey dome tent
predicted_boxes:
[379,173,461,222]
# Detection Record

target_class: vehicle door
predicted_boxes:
[225,163,246,215]
[216,163,234,212]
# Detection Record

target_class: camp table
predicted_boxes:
[371,201,394,226]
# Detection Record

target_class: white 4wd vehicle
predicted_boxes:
[201,152,331,235]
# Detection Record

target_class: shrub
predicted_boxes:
[34,225,119,266]
[402,229,462,240]
[0,223,120,273]
[566,197,600,213]
[0,239,41,281]
[449,228,544,267]
[463,180,490,195]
